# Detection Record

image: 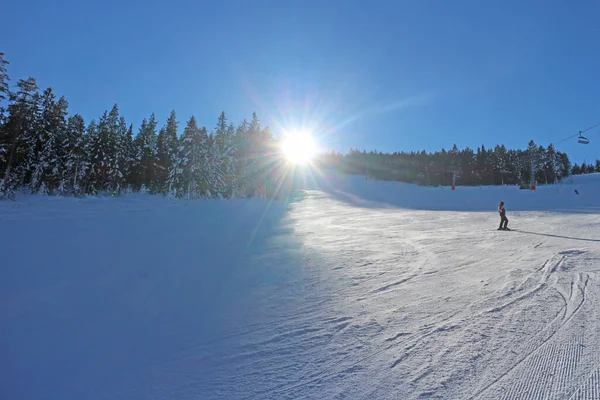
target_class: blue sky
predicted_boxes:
[3,0,599,164]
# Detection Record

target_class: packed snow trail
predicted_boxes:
[1,183,599,399]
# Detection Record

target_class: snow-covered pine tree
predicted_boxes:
[40,95,70,194]
[558,152,571,178]
[0,54,9,172]
[125,124,137,190]
[113,116,133,194]
[131,118,147,190]
[212,111,233,198]
[505,149,521,184]
[87,110,113,193]
[233,118,250,196]
[546,144,559,183]
[196,126,212,197]
[31,91,69,194]
[536,145,549,184]
[156,110,179,194]
[236,112,268,196]
[493,145,508,185]
[156,126,167,190]
[28,88,57,194]
[132,113,159,192]
[39,96,69,194]
[84,119,101,194]
[247,112,263,196]
[474,145,486,185]
[225,122,239,197]
[104,105,126,194]
[0,77,41,198]
[61,114,88,195]
[0,53,9,140]
[0,52,9,102]
[177,116,200,198]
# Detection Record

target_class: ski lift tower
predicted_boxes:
[523,153,539,190]
[447,166,462,190]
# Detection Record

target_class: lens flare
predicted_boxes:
[281,131,318,165]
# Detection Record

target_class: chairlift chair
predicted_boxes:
[578,131,590,144]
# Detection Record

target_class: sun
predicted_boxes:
[281,131,318,165]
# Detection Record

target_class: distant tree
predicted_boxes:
[587,163,596,174]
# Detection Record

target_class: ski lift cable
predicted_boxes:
[579,121,600,134]
[586,127,600,140]
[552,121,600,145]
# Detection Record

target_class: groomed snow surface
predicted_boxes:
[2,170,600,400]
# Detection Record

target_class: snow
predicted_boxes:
[1,172,600,399]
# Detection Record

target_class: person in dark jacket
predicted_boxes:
[498,201,509,230]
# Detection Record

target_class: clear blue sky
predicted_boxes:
[3,0,599,164]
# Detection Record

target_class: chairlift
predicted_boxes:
[577,131,589,144]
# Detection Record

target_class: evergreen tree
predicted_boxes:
[545,144,558,184]
[105,104,123,194]
[156,110,179,194]
[28,89,69,194]
[85,118,102,193]
[196,126,213,196]
[213,112,238,198]
[0,52,9,102]
[177,116,203,198]
[61,114,88,195]
[0,77,41,198]
[132,113,159,191]
[587,163,595,174]
[123,124,136,187]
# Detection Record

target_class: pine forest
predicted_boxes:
[0,52,597,200]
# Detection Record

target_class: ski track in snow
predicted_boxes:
[1,176,600,400]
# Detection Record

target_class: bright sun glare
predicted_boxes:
[281,131,318,165]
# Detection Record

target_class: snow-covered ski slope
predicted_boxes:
[1,171,599,400]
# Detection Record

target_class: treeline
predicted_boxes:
[0,53,285,200]
[315,141,575,187]
[0,51,595,200]
[571,160,600,176]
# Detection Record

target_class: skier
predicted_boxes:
[498,201,509,230]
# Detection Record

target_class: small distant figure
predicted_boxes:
[574,189,579,195]
[498,201,509,230]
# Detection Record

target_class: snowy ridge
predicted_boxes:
[1,172,600,399]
